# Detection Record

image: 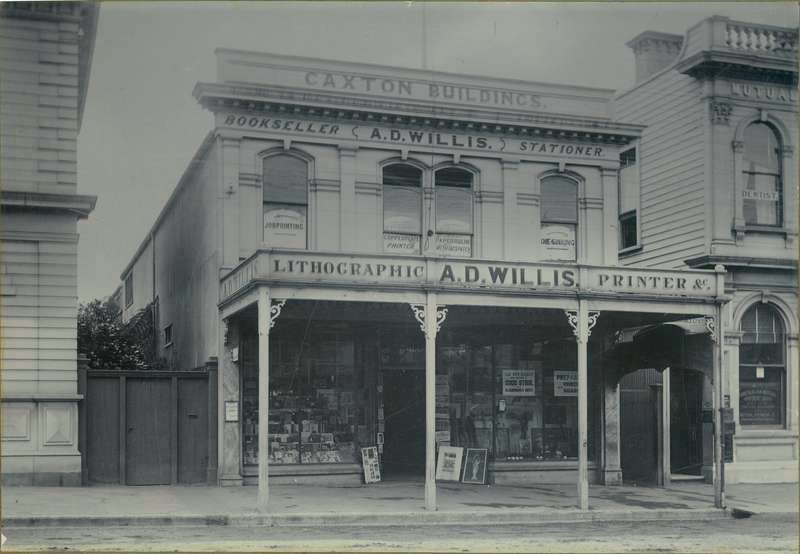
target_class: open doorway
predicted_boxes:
[381,368,425,477]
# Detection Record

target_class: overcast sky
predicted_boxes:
[76,1,799,301]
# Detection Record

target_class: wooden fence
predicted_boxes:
[77,358,218,485]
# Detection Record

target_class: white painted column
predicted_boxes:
[662,366,672,488]
[576,301,589,510]
[424,292,438,511]
[257,287,271,511]
[567,303,596,511]
[711,303,726,509]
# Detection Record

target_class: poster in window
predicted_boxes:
[383,232,420,254]
[264,206,306,249]
[435,374,451,443]
[540,224,576,261]
[361,446,382,484]
[739,381,781,425]
[554,370,578,397]
[434,234,472,258]
[435,446,464,481]
[502,369,536,396]
[461,448,488,484]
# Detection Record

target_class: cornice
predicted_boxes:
[194,83,643,146]
[1,191,96,218]
[685,254,797,271]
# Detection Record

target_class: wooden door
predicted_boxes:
[620,369,661,485]
[178,378,208,483]
[86,378,120,483]
[126,378,171,485]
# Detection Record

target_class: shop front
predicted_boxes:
[217,251,728,511]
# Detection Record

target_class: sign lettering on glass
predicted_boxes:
[502,370,536,396]
[383,232,420,254]
[739,382,780,425]
[434,234,472,258]
[554,370,578,397]
[540,224,576,261]
[742,189,780,202]
[264,207,306,249]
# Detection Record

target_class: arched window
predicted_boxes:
[382,163,422,254]
[434,167,473,258]
[739,303,786,427]
[263,154,308,249]
[742,122,782,227]
[540,175,578,261]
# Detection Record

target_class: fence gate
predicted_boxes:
[78,362,218,485]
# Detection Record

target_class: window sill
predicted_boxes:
[736,428,797,439]
[734,225,788,236]
[618,244,643,257]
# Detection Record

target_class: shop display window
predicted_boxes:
[241,328,363,466]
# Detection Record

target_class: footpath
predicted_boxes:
[1,480,797,528]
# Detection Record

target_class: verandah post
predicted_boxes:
[576,300,590,511]
[257,287,271,512]
[424,291,438,511]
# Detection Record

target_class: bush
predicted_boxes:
[78,299,165,370]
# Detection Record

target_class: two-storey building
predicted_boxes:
[1,2,99,486]
[613,16,798,484]
[117,42,734,510]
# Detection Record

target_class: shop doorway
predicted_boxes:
[620,368,662,485]
[381,368,425,477]
[670,369,704,476]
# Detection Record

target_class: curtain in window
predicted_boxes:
[739,304,786,426]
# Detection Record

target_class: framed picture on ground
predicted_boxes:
[435,446,464,482]
[462,448,488,484]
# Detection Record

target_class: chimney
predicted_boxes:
[626,31,684,84]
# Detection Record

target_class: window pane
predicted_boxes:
[743,123,780,172]
[436,186,472,233]
[620,212,637,249]
[541,177,577,222]
[264,203,307,249]
[383,186,421,234]
[619,165,638,214]
[739,366,784,426]
[263,155,308,205]
[743,171,781,226]
[436,168,472,188]
[384,164,422,187]
[541,223,576,261]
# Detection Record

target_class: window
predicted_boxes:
[434,167,473,258]
[540,175,578,261]
[124,273,133,308]
[382,163,422,254]
[619,148,639,250]
[164,324,173,347]
[742,123,782,227]
[263,153,308,249]
[739,303,785,427]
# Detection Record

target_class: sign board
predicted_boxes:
[742,189,780,202]
[383,232,420,255]
[264,207,306,249]
[221,251,720,302]
[435,446,464,482]
[434,234,472,258]
[739,382,781,425]
[435,375,450,443]
[462,448,488,484]
[540,224,576,261]
[224,401,239,422]
[502,370,536,396]
[554,370,578,397]
[361,446,382,484]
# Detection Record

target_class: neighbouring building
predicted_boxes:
[113,18,800,512]
[1,2,99,485]
[613,16,798,484]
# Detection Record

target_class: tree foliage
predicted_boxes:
[78,299,166,370]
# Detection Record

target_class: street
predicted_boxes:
[2,514,797,553]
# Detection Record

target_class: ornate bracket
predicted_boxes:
[705,316,717,343]
[564,310,600,338]
[269,299,286,329]
[410,304,448,336]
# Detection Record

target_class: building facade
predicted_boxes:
[116,20,766,508]
[1,2,99,485]
[613,16,798,483]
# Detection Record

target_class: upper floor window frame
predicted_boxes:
[124,272,133,308]
[260,148,313,250]
[618,145,642,254]
[539,171,580,262]
[733,117,792,237]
